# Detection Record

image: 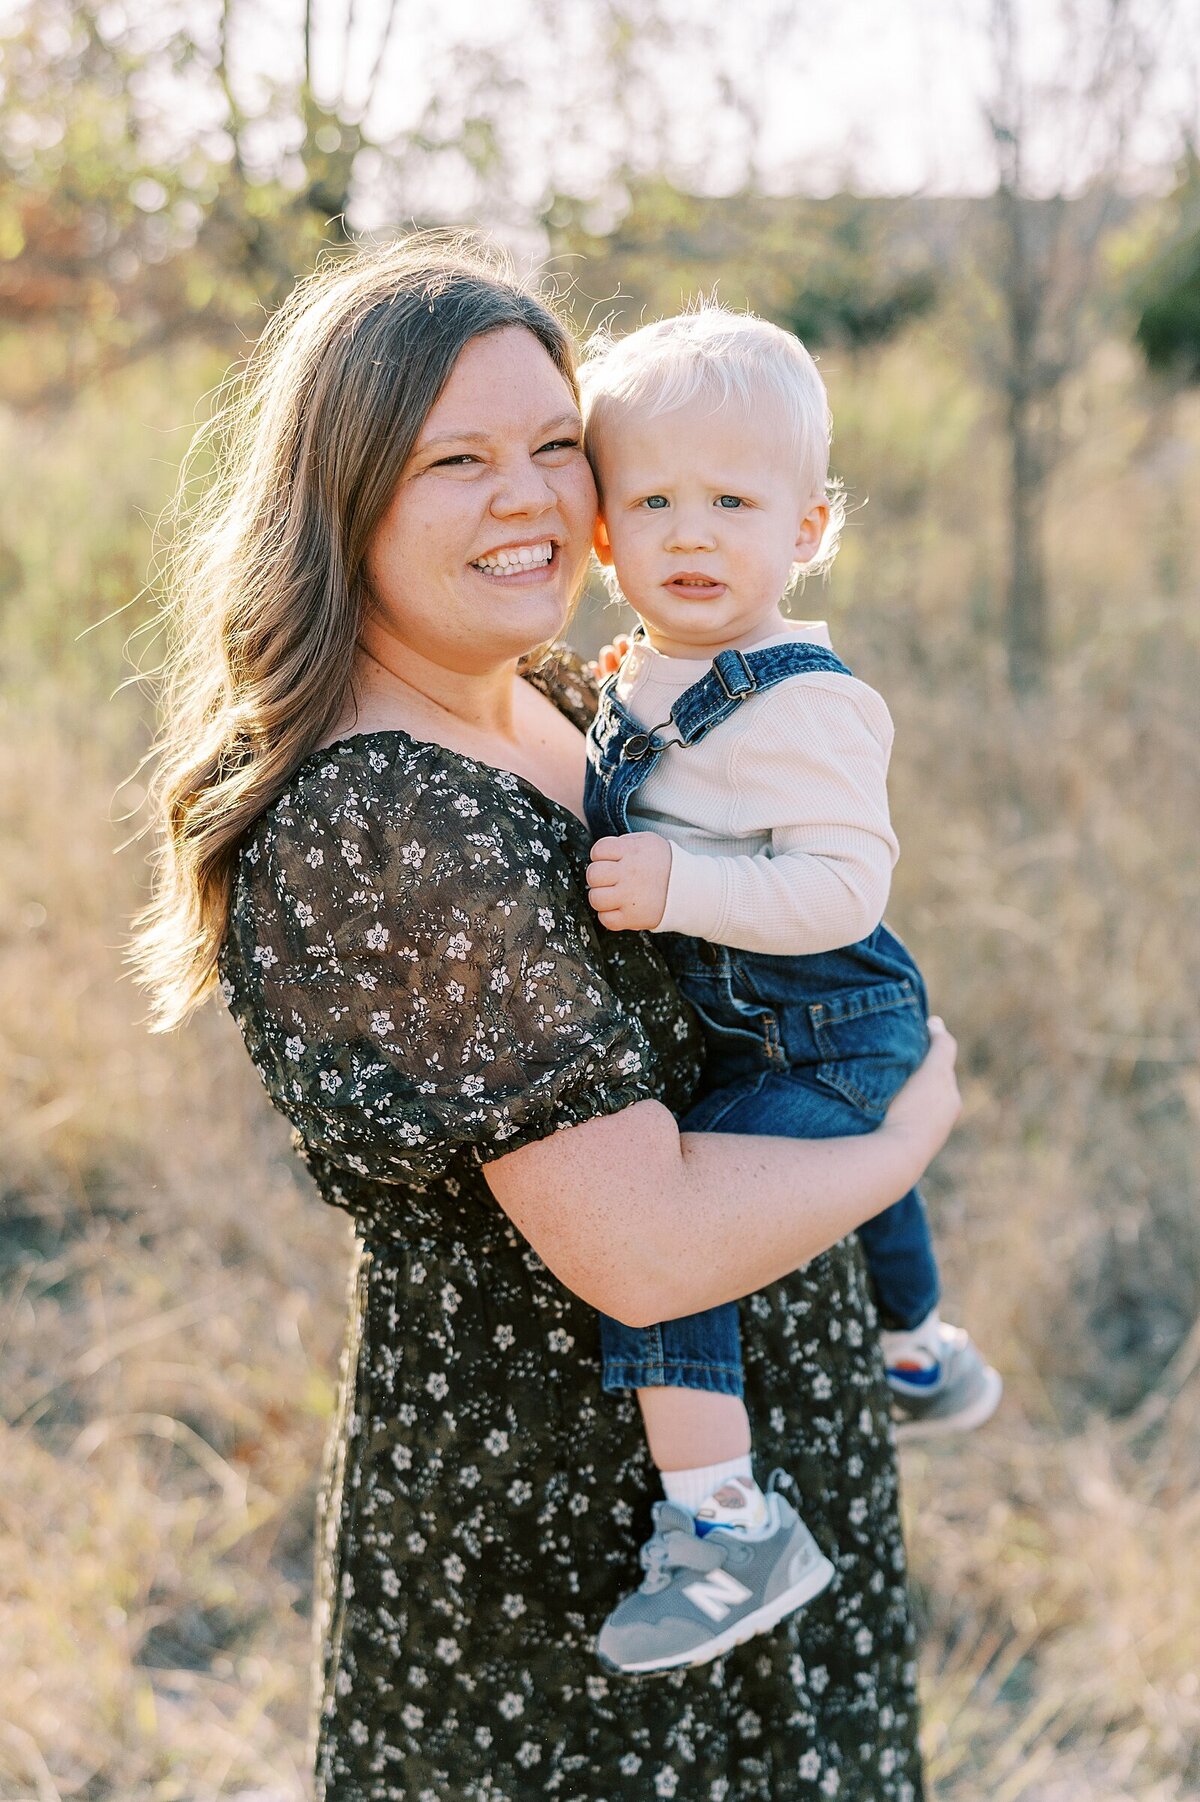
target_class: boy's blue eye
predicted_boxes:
[717,495,744,509]
[644,495,669,509]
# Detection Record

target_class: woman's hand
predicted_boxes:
[486,1021,961,1328]
[881,1017,961,1165]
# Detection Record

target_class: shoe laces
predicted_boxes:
[638,1508,737,1595]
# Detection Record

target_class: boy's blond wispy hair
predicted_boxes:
[578,301,844,580]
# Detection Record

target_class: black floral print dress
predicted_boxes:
[220,649,925,1802]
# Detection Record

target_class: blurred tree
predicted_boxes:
[0,0,716,404]
[546,177,938,354]
[974,0,1173,694]
[1132,147,1200,383]
[0,0,359,401]
[776,201,937,355]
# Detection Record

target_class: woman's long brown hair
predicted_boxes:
[130,234,578,1028]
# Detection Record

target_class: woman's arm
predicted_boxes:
[485,1018,960,1327]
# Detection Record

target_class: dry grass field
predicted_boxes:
[1,321,1197,1799]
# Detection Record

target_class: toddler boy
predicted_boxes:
[578,306,1001,1677]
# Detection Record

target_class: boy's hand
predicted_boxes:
[587,633,633,680]
[587,833,672,932]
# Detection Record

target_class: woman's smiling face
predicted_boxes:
[363,326,597,675]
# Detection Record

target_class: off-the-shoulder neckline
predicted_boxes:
[287,723,591,833]
[284,654,593,828]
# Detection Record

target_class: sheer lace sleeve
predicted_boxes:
[222,735,657,1193]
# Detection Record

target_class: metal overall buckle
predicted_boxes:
[713,649,756,700]
[622,717,680,762]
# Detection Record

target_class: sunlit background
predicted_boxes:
[2,0,1199,1796]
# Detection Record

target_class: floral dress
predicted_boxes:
[220,649,925,1802]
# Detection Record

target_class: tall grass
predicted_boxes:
[1,324,1196,1799]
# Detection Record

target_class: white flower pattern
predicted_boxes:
[219,647,924,1800]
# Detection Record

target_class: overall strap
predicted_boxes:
[668,642,853,746]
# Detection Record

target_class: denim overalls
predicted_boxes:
[584,638,941,1396]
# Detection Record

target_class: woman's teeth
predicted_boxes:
[473,542,554,575]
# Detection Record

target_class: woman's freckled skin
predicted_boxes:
[362,327,598,682]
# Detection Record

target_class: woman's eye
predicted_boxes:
[433,453,479,467]
[717,495,745,509]
[537,437,580,454]
[644,495,669,510]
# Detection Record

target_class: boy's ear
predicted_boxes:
[593,516,615,566]
[794,500,829,566]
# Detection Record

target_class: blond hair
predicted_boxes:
[131,235,577,1029]
[579,302,844,573]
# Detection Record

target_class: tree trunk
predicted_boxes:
[996,162,1050,697]
[1007,384,1049,693]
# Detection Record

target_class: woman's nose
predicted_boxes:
[490,455,556,518]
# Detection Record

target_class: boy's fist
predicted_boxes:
[587,833,672,932]
[591,633,633,678]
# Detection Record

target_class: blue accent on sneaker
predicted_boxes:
[886,1361,943,1390]
[890,1327,1003,1440]
[596,1472,835,1675]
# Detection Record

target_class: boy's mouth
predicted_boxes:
[663,574,726,600]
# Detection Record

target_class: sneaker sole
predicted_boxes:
[894,1363,1003,1442]
[596,1551,836,1677]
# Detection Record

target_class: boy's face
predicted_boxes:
[589,392,828,659]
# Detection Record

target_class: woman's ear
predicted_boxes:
[593,515,615,566]
[794,500,829,566]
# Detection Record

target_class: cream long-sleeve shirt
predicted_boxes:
[615,620,899,956]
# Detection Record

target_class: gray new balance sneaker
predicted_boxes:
[882,1311,1003,1442]
[596,1478,834,1676]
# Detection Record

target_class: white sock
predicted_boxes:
[881,1306,942,1356]
[660,1454,754,1515]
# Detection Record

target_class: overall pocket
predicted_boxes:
[674,954,781,1085]
[809,980,929,1119]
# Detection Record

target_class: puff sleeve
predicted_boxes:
[221,741,662,1199]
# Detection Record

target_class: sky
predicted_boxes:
[225,0,1200,215]
[9,0,1194,231]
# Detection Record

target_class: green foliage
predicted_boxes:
[781,268,937,353]
[547,179,938,353]
[1132,153,1200,383]
[777,204,938,352]
[0,10,275,395]
[0,0,397,400]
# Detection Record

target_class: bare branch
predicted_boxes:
[361,0,403,131]
[217,0,246,180]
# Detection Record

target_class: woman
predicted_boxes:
[134,237,959,1801]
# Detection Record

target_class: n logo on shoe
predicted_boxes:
[682,1569,753,1622]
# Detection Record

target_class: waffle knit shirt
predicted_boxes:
[615,619,899,956]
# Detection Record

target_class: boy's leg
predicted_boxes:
[598,1304,763,1518]
[594,1072,844,1673]
[855,1186,940,1331]
[596,1302,834,1676]
[637,1386,749,1469]
[855,1177,1001,1440]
